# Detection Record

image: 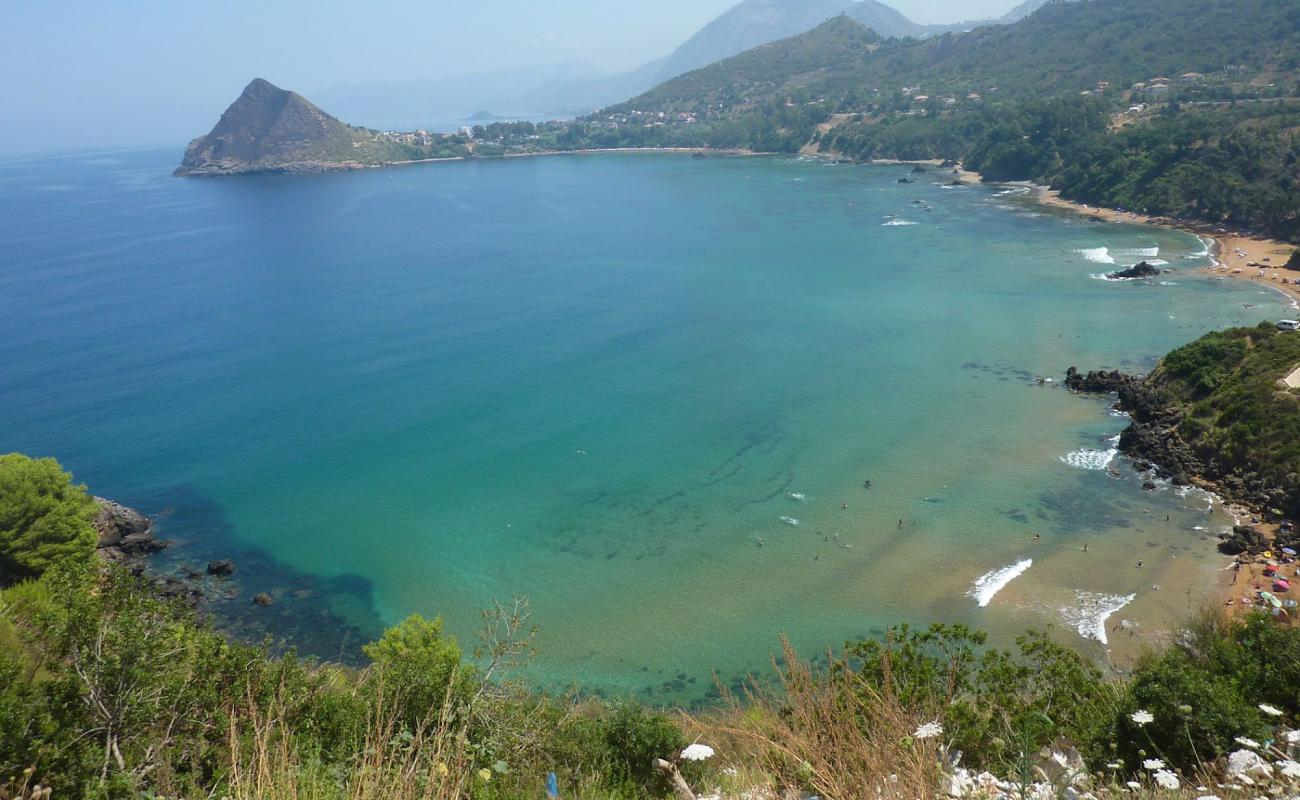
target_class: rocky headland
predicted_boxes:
[1066,323,1300,556]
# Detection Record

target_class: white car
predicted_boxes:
[1277,320,1300,331]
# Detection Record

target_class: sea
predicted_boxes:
[0,148,1290,705]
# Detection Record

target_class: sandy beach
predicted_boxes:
[1027,182,1298,305]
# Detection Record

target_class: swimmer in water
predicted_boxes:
[1033,533,1041,541]
[898,518,904,529]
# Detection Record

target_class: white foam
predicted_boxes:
[1147,259,1170,266]
[1061,592,1136,645]
[993,187,1032,197]
[968,559,1033,607]
[779,516,800,527]
[1079,247,1115,264]
[1060,447,1118,470]
[787,492,808,502]
[1090,272,1137,282]
[1115,246,1160,258]
[882,219,918,227]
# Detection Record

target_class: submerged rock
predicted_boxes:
[207,559,236,577]
[252,592,275,607]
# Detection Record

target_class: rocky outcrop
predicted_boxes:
[1106,261,1164,280]
[1066,361,1295,519]
[92,498,167,569]
[1287,250,1300,271]
[1063,367,1138,394]
[1219,525,1268,556]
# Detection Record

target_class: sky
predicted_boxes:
[0,0,1022,154]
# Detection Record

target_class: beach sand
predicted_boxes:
[1028,183,1298,305]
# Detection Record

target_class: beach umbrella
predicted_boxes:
[1283,547,1297,556]
[1275,581,1291,593]
[1259,591,1283,609]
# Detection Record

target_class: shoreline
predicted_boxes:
[177,146,773,177]
[1021,180,1298,306]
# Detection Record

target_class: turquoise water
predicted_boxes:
[0,149,1289,704]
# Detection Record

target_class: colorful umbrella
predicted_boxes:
[1259,591,1284,609]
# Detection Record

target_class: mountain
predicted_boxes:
[655,0,858,83]
[626,0,1299,112]
[175,79,468,176]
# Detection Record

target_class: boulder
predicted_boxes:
[1219,525,1267,556]
[1227,749,1272,780]
[1106,261,1164,280]
[207,559,236,577]
[252,592,274,607]
[92,498,167,561]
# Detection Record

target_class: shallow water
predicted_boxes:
[0,149,1289,703]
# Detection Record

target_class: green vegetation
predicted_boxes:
[1145,323,1300,513]
[0,453,97,583]
[550,0,1300,242]
[7,456,1300,798]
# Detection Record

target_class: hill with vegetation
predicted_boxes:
[1132,324,1300,517]
[560,0,1300,241]
[175,79,470,176]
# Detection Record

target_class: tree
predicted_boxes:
[0,454,98,584]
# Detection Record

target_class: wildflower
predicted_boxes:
[1260,703,1284,717]
[1130,710,1154,727]
[1277,759,1300,779]
[1106,762,1123,769]
[1153,769,1179,790]
[913,721,944,739]
[1143,759,1166,771]
[1125,781,1141,790]
[1235,736,1262,749]
[681,743,715,761]
[478,768,492,782]
[1195,796,1222,800]
[436,762,449,777]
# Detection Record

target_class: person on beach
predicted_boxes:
[898,518,904,529]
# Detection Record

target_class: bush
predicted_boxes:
[1115,647,1265,771]
[0,454,98,584]
[363,614,476,729]
[598,702,688,796]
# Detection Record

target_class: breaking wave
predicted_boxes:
[1061,592,1135,645]
[968,559,1033,608]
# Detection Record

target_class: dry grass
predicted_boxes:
[694,636,946,800]
[227,676,472,800]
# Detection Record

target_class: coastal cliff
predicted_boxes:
[1068,323,1300,519]
[175,78,468,176]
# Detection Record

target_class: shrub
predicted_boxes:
[598,702,687,796]
[363,614,476,730]
[0,454,98,584]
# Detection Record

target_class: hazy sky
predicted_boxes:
[1,0,1021,154]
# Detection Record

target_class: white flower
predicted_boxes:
[1285,729,1300,744]
[1195,796,1221,800]
[913,721,944,740]
[1153,769,1179,790]
[1277,759,1300,779]
[1125,781,1141,791]
[680,743,714,761]
[1235,736,1262,749]
[1260,703,1284,717]
[1131,710,1155,726]
[1106,762,1123,769]
[1143,759,1166,771]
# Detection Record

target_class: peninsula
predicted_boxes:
[174,78,470,176]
